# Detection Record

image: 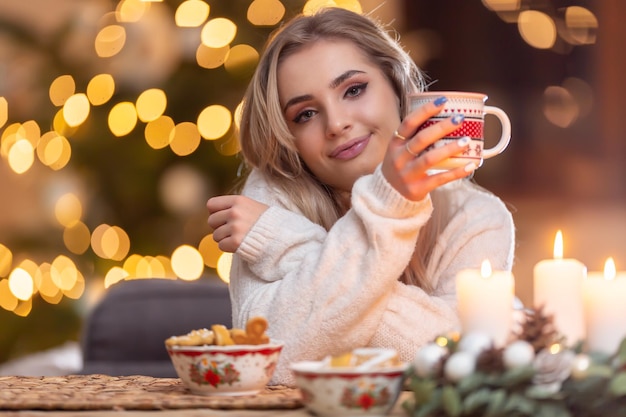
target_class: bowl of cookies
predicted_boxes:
[165,316,283,396]
[290,348,409,416]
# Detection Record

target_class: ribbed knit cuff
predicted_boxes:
[354,165,432,219]
[236,206,281,261]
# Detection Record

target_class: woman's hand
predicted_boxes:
[381,97,476,202]
[207,195,269,252]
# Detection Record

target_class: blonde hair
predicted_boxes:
[238,7,444,292]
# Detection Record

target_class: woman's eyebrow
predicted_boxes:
[283,94,313,113]
[329,70,365,89]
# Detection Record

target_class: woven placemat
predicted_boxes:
[0,374,303,411]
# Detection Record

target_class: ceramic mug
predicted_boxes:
[410,91,511,171]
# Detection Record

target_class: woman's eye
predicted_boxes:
[346,82,368,98]
[293,109,315,123]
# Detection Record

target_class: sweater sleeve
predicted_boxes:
[229,167,433,385]
[368,185,516,363]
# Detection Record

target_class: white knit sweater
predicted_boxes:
[229,165,515,386]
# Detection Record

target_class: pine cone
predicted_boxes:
[476,345,505,373]
[516,305,561,352]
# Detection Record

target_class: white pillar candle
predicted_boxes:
[456,260,515,346]
[583,257,626,354]
[533,230,586,346]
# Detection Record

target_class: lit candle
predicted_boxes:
[583,257,626,354]
[456,260,515,346]
[533,230,586,345]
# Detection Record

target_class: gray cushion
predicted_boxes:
[80,277,232,377]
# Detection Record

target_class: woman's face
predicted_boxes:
[277,39,401,192]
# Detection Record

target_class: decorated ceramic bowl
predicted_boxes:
[166,340,283,396]
[290,359,409,416]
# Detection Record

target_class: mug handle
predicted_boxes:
[482,106,511,159]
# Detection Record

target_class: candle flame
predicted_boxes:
[480,259,492,278]
[604,257,616,281]
[553,230,563,260]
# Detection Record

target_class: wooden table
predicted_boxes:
[0,375,412,416]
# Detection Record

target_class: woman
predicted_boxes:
[207,7,515,385]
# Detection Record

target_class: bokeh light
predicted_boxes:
[159,164,207,215]
[8,268,34,301]
[7,139,34,174]
[169,122,201,156]
[104,266,129,288]
[0,244,12,277]
[224,44,259,78]
[247,0,285,26]
[108,101,138,136]
[1,123,20,158]
[2,129,21,163]
[198,234,223,268]
[197,105,231,140]
[141,256,167,278]
[136,88,167,122]
[63,93,91,127]
[35,263,63,304]
[13,299,32,317]
[87,74,116,106]
[175,0,210,27]
[518,10,556,50]
[102,226,131,261]
[63,271,85,300]
[171,245,204,280]
[20,120,40,148]
[543,85,578,128]
[0,97,7,128]
[49,75,76,107]
[481,0,520,12]
[95,25,127,58]
[37,131,72,170]
[91,224,131,261]
[0,279,18,312]
[201,17,237,48]
[216,252,232,283]
[117,0,149,23]
[55,193,83,227]
[63,221,92,255]
[50,255,79,292]
[564,6,597,45]
[144,115,175,149]
[196,44,229,69]
[52,109,79,137]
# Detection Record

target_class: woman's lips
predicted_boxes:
[330,136,370,160]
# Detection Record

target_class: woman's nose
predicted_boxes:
[324,105,352,139]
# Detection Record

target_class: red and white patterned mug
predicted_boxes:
[410,91,511,171]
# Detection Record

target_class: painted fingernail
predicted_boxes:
[451,114,465,125]
[433,96,447,106]
[457,136,470,147]
[464,162,477,172]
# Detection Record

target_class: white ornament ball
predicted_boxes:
[502,340,535,369]
[444,351,476,382]
[457,332,493,356]
[413,343,448,377]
